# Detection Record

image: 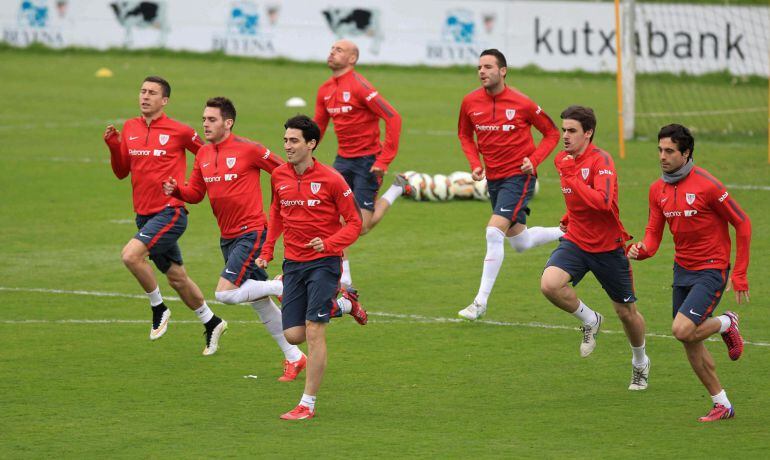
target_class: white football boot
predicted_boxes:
[150,306,170,340]
[579,312,603,357]
[203,318,228,356]
[628,358,650,391]
[458,301,487,321]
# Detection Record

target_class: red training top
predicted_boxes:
[555,144,630,253]
[170,134,284,239]
[635,166,751,291]
[260,159,362,262]
[105,113,202,215]
[458,86,559,180]
[314,69,402,172]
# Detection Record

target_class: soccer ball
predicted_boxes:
[432,174,452,201]
[419,174,435,201]
[406,172,424,201]
[448,171,475,199]
[472,178,488,201]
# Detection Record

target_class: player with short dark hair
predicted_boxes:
[163,97,307,380]
[541,106,650,389]
[257,115,363,420]
[628,123,751,422]
[457,48,562,320]
[103,76,227,355]
[315,39,407,289]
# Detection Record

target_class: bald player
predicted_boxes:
[314,39,406,290]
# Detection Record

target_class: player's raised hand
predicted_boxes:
[162,176,177,196]
[256,258,269,269]
[104,124,120,141]
[521,156,534,175]
[627,242,646,259]
[304,237,325,253]
[471,166,485,181]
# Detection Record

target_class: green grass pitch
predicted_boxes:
[1,47,769,458]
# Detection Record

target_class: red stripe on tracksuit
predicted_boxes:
[702,269,728,319]
[235,231,264,286]
[147,207,181,250]
[330,258,344,317]
[511,175,533,220]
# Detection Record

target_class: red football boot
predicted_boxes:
[278,354,307,382]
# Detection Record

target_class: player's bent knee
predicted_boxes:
[121,246,143,268]
[284,327,305,345]
[539,276,562,299]
[214,289,240,305]
[672,323,696,343]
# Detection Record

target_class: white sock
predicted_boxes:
[717,315,731,333]
[340,259,352,288]
[251,298,303,361]
[337,296,352,314]
[300,393,316,411]
[381,183,403,205]
[711,389,731,408]
[631,342,648,367]
[507,226,564,253]
[194,303,214,324]
[146,287,163,307]
[474,227,505,307]
[215,279,282,304]
[572,300,600,325]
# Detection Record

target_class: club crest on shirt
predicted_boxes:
[581,168,590,180]
[226,157,236,169]
[158,134,169,145]
[342,91,351,102]
[506,109,516,120]
[686,193,696,205]
[310,182,322,194]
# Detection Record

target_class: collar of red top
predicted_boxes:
[145,112,168,126]
[289,157,318,177]
[212,132,235,148]
[333,68,355,82]
[483,84,508,99]
[574,142,596,160]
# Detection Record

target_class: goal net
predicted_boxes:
[618,0,769,140]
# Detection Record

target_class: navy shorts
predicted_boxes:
[545,238,637,304]
[281,256,342,329]
[220,230,268,286]
[487,174,536,224]
[134,206,187,273]
[333,154,381,211]
[672,263,729,325]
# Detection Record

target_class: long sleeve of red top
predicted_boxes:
[457,98,482,171]
[323,177,363,253]
[355,84,402,171]
[637,187,666,261]
[314,91,331,141]
[558,156,614,212]
[105,131,130,179]
[260,186,284,263]
[528,102,561,169]
[712,191,751,291]
[171,157,207,204]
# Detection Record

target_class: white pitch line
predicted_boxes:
[2,286,768,347]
